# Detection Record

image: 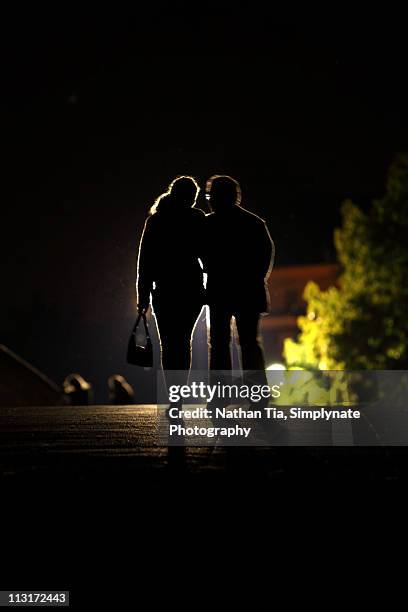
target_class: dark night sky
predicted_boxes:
[1,6,407,398]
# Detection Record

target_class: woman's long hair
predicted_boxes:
[149,175,200,215]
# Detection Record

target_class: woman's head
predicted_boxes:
[169,176,200,207]
[150,175,200,214]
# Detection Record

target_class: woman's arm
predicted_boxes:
[136,216,155,313]
[195,208,208,272]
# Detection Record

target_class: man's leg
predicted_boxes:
[208,305,234,407]
[234,310,268,387]
[208,305,232,372]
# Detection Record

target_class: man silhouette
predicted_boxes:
[204,175,274,404]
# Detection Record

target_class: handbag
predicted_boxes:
[126,313,153,367]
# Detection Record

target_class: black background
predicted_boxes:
[2,5,407,398]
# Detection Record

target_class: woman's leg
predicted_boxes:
[154,301,202,382]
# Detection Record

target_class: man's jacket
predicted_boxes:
[203,205,274,313]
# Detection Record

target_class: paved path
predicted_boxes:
[0,404,405,486]
[1,404,405,603]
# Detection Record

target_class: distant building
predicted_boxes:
[261,264,339,363]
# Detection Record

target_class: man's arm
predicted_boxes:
[260,220,275,280]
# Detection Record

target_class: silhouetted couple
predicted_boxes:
[136,175,274,406]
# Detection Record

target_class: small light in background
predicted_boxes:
[67,93,79,104]
[267,362,286,371]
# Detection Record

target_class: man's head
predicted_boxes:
[205,175,241,212]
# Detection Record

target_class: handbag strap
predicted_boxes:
[132,313,150,339]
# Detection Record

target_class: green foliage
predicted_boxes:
[284,155,408,369]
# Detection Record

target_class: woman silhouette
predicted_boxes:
[136,176,206,387]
